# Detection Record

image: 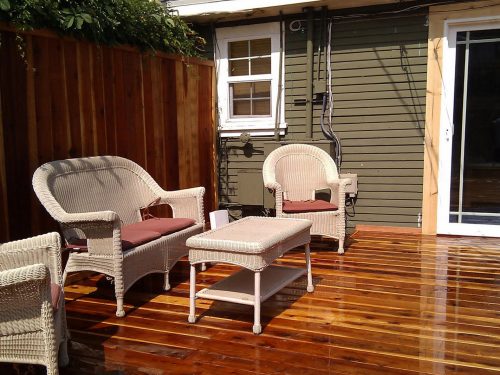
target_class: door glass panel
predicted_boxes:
[450,31,500,225]
[470,29,500,40]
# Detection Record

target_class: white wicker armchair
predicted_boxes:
[0,232,69,375]
[263,144,351,254]
[32,156,205,317]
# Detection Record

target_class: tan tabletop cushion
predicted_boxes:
[186,216,312,254]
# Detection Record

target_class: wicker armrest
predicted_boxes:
[0,233,63,286]
[263,181,282,192]
[159,186,206,224]
[326,178,352,209]
[264,181,284,212]
[58,210,120,225]
[0,264,51,335]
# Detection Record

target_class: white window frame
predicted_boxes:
[216,22,286,137]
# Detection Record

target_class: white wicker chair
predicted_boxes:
[0,232,69,375]
[33,156,205,317]
[262,144,351,254]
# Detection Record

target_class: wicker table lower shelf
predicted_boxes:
[196,265,305,305]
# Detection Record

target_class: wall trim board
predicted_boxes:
[354,224,422,234]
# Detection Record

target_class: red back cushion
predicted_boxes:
[282,200,338,213]
[51,283,62,311]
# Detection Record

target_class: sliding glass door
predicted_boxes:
[438,20,500,237]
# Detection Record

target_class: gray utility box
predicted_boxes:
[238,140,342,208]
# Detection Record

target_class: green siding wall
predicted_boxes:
[211,11,428,228]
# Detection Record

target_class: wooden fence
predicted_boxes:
[0,25,216,242]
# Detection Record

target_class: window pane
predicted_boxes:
[253,99,271,115]
[470,29,500,40]
[230,60,249,76]
[233,100,251,116]
[229,40,248,58]
[250,38,271,56]
[231,83,252,99]
[251,57,271,74]
[253,81,271,98]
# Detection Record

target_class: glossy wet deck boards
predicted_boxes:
[2,231,499,374]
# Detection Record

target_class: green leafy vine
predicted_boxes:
[0,0,205,56]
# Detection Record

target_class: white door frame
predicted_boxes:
[437,16,500,237]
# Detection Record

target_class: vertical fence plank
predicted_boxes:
[63,40,82,158]
[91,45,108,155]
[164,59,179,191]
[198,65,216,212]
[102,47,117,155]
[33,36,54,164]
[176,60,192,189]
[49,37,70,160]
[25,35,41,236]
[0,70,9,241]
[187,64,200,187]
[77,42,94,156]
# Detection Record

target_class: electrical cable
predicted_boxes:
[319,17,343,171]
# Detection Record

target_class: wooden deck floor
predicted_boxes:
[3,231,500,374]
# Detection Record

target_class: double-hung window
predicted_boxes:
[216,23,285,137]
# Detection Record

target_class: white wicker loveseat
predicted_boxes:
[0,232,69,375]
[263,144,351,254]
[33,156,205,317]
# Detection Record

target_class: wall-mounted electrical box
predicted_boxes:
[339,173,358,197]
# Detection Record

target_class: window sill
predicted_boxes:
[219,122,287,138]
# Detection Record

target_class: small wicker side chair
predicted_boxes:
[263,143,352,254]
[0,232,69,375]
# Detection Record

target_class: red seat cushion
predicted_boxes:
[65,218,195,251]
[51,283,62,311]
[123,218,195,236]
[120,228,162,250]
[65,229,161,251]
[282,200,338,213]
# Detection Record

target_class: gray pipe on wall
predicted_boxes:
[305,7,314,139]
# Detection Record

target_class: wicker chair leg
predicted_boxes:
[44,334,59,375]
[115,297,125,317]
[338,239,345,255]
[164,271,170,291]
[46,362,59,375]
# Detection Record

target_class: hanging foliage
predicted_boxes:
[0,0,204,56]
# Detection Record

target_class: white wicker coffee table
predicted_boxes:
[186,216,314,334]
